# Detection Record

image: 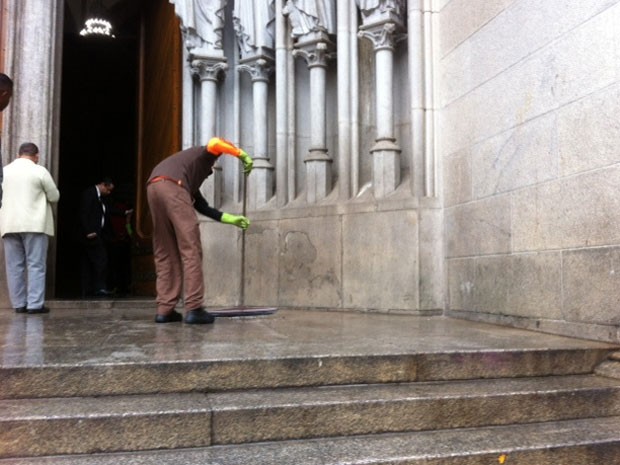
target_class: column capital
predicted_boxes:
[237,57,274,83]
[292,41,336,68]
[190,57,228,82]
[358,21,406,51]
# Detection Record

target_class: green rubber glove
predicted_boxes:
[221,212,250,230]
[239,150,253,175]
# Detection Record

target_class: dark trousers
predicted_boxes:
[108,241,131,294]
[81,237,108,296]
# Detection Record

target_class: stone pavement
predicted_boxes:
[3,301,620,464]
[0,299,615,369]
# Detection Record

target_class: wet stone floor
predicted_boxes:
[0,302,615,368]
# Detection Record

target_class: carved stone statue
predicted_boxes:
[233,0,276,58]
[169,0,227,53]
[283,0,336,38]
[356,0,404,23]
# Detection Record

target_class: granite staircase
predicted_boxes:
[2,343,620,464]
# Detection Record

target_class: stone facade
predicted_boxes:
[162,0,442,314]
[441,0,620,341]
[4,1,620,340]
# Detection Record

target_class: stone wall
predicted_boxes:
[198,1,444,315]
[201,194,443,313]
[440,0,620,341]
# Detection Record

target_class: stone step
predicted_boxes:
[2,374,619,458]
[1,415,620,465]
[1,347,610,399]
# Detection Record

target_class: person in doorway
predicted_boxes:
[0,73,14,207]
[147,137,252,324]
[107,184,134,296]
[0,142,60,313]
[79,177,115,297]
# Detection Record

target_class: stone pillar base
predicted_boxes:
[305,149,333,203]
[371,139,401,198]
[248,162,274,210]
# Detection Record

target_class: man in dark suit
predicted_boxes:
[79,177,115,297]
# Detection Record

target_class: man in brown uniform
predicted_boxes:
[147,138,253,324]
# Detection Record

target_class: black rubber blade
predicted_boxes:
[209,306,278,317]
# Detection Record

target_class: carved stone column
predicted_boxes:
[294,35,335,203]
[3,0,63,171]
[238,58,275,209]
[2,0,63,305]
[191,57,227,138]
[190,57,228,206]
[171,0,229,207]
[358,3,405,198]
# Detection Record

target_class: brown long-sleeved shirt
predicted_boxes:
[148,146,221,220]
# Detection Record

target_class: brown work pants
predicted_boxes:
[147,180,204,315]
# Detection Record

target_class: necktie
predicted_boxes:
[99,197,105,228]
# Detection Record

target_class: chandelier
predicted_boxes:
[79,0,115,38]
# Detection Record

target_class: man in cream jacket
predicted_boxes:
[0,142,60,313]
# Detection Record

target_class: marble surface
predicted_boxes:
[0,306,615,368]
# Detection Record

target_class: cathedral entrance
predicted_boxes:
[55,0,182,298]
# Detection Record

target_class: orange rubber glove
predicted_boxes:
[206,137,253,175]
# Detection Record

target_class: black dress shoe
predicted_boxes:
[15,307,27,313]
[27,306,50,314]
[155,310,183,323]
[94,289,114,297]
[184,308,215,325]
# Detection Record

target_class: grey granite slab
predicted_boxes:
[2,375,620,457]
[1,308,615,367]
[0,393,212,458]
[1,307,619,462]
[1,416,620,464]
[208,374,620,444]
[0,309,616,399]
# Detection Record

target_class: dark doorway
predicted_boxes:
[56,0,182,299]
[56,0,141,298]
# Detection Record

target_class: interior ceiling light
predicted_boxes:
[80,0,115,38]
[80,18,115,37]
